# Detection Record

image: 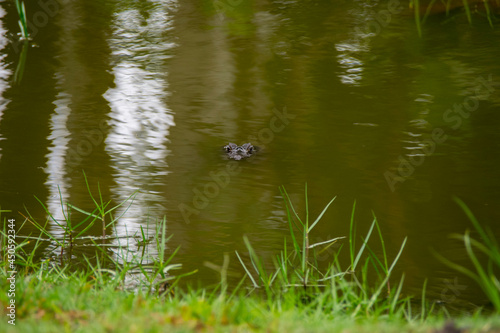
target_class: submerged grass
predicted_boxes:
[13,0,31,84]
[1,183,500,332]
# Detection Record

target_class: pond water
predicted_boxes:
[1,0,499,307]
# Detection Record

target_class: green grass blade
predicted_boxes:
[421,0,437,25]
[374,212,388,272]
[462,0,472,23]
[280,186,303,228]
[463,231,500,309]
[243,236,269,287]
[367,236,407,309]
[413,0,422,37]
[421,278,428,321]
[390,273,405,313]
[74,216,99,238]
[308,196,336,233]
[454,197,495,250]
[352,219,376,272]
[67,203,102,220]
[434,249,478,281]
[105,191,140,227]
[309,236,345,249]
[304,182,309,230]
[281,186,301,254]
[349,201,356,266]
[235,250,258,288]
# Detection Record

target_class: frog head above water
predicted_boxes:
[223,143,255,160]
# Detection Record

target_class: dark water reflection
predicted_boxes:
[0,0,499,306]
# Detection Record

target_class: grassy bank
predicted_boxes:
[2,272,500,333]
[2,271,499,333]
[1,184,500,332]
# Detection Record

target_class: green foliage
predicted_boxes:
[436,197,500,312]
[13,0,30,84]
[14,0,29,40]
[19,172,139,264]
[236,184,409,317]
[2,182,500,332]
[0,174,195,298]
[4,266,500,333]
[411,0,497,36]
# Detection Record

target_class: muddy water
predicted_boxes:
[0,0,499,306]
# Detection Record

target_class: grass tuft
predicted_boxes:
[236,185,409,318]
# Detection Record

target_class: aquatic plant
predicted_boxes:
[20,172,139,264]
[14,0,29,40]
[1,200,192,296]
[13,0,31,84]
[411,0,497,36]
